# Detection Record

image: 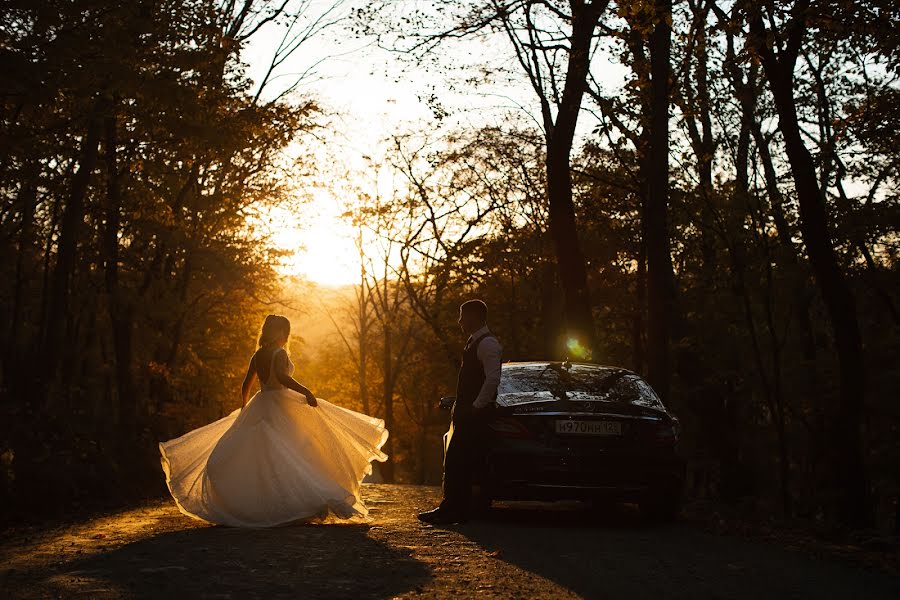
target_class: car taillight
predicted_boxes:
[654,418,680,445]
[488,417,535,439]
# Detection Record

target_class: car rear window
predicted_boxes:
[498,364,664,408]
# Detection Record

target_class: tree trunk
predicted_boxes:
[717,5,820,409]
[41,104,104,398]
[103,112,137,434]
[543,4,602,355]
[381,324,395,483]
[748,5,870,527]
[539,258,563,359]
[644,0,675,403]
[734,97,794,514]
[358,293,370,416]
[6,164,38,380]
[681,0,715,280]
[725,27,824,496]
[632,237,646,374]
[165,251,193,369]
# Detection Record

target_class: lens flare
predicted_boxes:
[566,337,591,360]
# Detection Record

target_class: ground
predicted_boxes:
[2,484,898,599]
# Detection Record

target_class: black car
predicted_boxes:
[441,361,686,520]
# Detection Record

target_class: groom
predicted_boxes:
[418,299,503,525]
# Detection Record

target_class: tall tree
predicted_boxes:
[742,0,870,526]
[643,0,676,402]
[594,0,677,399]
[362,0,613,354]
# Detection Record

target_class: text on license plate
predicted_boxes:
[555,419,622,436]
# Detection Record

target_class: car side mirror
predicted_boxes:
[439,396,456,410]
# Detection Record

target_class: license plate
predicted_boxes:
[555,419,622,436]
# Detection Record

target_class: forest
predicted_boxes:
[1,0,897,536]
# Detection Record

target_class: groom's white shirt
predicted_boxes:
[468,324,503,409]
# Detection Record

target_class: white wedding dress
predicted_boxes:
[159,347,388,527]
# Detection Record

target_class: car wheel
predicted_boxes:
[640,491,680,523]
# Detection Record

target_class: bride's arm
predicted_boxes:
[278,375,318,407]
[275,370,318,407]
[240,354,257,409]
[272,349,317,406]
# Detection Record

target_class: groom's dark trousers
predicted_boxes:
[441,332,496,515]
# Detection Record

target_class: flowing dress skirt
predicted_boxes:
[159,388,388,527]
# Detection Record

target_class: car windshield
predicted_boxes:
[497,363,664,409]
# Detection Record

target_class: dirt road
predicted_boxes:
[2,484,898,599]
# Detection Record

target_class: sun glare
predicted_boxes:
[268,200,360,287]
[566,337,592,361]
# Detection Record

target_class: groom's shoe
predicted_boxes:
[417,507,444,523]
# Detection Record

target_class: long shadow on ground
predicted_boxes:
[453,501,900,600]
[8,522,431,600]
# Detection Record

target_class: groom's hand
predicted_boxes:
[305,392,318,407]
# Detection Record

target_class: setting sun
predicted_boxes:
[271,210,360,287]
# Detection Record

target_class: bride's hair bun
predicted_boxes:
[258,314,291,348]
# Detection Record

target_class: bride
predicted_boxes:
[159,314,389,527]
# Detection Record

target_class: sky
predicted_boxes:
[238,1,627,286]
[238,1,522,285]
[240,16,416,284]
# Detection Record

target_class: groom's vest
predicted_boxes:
[455,332,496,412]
